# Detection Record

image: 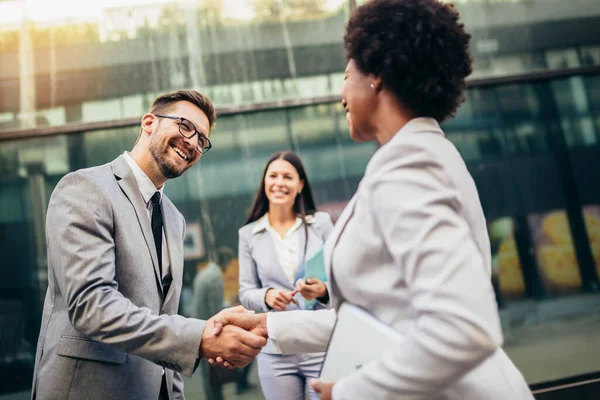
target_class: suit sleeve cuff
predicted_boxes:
[266,313,282,352]
[240,287,271,312]
[180,317,206,377]
[331,375,372,400]
[332,380,345,400]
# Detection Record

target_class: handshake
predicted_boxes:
[198,306,268,368]
[197,303,337,399]
[199,278,328,368]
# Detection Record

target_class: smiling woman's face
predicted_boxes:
[341,59,377,142]
[264,159,304,210]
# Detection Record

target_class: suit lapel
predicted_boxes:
[295,225,308,281]
[112,156,164,297]
[297,225,307,262]
[254,230,291,286]
[324,193,359,308]
[162,200,182,308]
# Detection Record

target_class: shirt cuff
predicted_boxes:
[265,313,282,353]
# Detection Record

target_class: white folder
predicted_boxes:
[319,302,404,382]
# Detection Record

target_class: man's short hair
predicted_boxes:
[150,90,216,130]
[135,90,216,145]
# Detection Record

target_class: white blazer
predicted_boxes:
[267,118,533,400]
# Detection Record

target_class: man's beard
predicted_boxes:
[149,137,186,179]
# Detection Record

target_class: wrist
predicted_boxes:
[264,288,274,309]
[198,323,212,359]
[259,313,269,338]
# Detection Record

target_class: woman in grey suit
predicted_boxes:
[238,151,334,400]
[215,1,533,399]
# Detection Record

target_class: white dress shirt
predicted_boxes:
[123,151,171,282]
[252,213,303,285]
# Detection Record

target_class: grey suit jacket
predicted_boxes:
[32,155,205,400]
[268,118,533,399]
[238,211,333,353]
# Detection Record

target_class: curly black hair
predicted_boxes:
[344,0,473,122]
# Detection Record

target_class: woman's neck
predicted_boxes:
[267,205,296,227]
[372,92,418,146]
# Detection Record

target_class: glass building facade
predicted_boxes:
[1,0,600,398]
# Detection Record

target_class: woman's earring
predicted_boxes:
[370,83,375,89]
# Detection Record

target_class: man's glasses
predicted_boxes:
[153,114,212,154]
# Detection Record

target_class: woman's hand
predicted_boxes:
[311,379,335,400]
[265,288,298,311]
[295,278,328,301]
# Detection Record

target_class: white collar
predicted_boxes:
[251,212,315,235]
[122,151,164,204]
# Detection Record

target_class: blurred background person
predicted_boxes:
[238,151,334,400]
[191,247,233,400]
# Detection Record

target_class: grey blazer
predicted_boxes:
[238,211,333,353]
[268,118,533,399]
[32,155,205,400]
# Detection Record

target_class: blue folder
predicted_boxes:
[303,246,327,309]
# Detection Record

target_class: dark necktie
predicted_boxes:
[151,192,163,278]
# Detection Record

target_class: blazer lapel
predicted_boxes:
[112,156,164,297]
[296,225,308,278]
[162,201,182,308]
[324,193,359,308]
[295,222,318,281]
[253,230,291,286]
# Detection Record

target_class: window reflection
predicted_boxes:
[2,35,600,400]
[2,0,600,129]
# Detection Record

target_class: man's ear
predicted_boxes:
[140,113,155,136]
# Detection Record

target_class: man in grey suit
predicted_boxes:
[32,90,266,400]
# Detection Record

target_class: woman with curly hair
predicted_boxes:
[214,1,533,399]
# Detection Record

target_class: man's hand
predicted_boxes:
[311,379,335,400]
[295,278,327,301]
[199,311,266,368]
[213,311,268,338]
[208,312,268,368]
[265,288,298,311]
